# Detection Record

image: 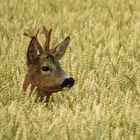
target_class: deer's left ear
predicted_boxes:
[51,36,70,60]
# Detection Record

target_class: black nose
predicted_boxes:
[60,77,75,88]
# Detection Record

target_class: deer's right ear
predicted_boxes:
[27,37,38,64]
[51,36,70,60]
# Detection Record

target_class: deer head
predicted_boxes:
[23,27,75,101]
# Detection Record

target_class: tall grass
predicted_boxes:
[0,0,140,139]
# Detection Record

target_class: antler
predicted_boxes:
[24,30,44,54]
[43,26,52,53]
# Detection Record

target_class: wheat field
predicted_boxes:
[0,0,140,140]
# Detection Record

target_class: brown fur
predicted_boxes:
[23,27,72,102]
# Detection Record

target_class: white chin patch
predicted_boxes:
[62,87,71,91]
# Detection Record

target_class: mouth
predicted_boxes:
[48,85,72,92]
[60,82,75,91]
[62,85,71,91]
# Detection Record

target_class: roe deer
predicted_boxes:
[23,27,75,102]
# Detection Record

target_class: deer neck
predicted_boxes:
[37,88,52,102]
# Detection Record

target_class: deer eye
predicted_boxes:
[41,66,51,72]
